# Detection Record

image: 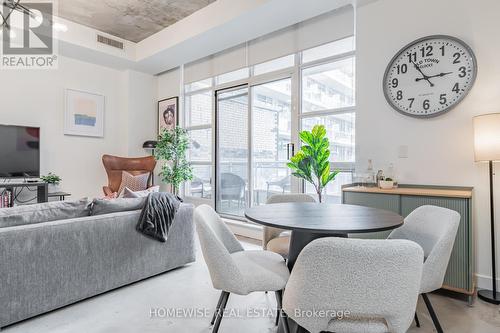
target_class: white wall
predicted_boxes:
[0,56,156,199]
[157,68,181,101]
[124,70,158,157]
[356,0,500,289]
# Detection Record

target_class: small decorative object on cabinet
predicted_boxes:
[342,184,474,304]
[383,35,477,118]
[378,178,394,189]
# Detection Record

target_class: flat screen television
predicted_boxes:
[0,125,40,178]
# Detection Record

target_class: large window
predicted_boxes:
[183,36,356,213]
[184,80,213,200]
[300,38,356,203]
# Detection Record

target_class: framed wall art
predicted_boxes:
[158,96,178,135]
[64,89,105,137]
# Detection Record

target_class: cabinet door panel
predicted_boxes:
[343,192,400,239]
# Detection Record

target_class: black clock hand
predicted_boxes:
[410,59,434,87]
[415,72,453,81]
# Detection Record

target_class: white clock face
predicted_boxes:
[383,35,477,118]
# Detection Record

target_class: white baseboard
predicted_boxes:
[224,218,262,241]
[476,273,500,290]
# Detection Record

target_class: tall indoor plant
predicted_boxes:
[154,126,193,195]
[287,125,338,203]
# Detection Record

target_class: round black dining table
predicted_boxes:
[245,203,404,333]
[244,203,404,270]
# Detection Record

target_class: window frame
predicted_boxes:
[298,48,356,197]
[182,36,356,207]
[183,79,215,204]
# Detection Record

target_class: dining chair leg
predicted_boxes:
[213,291,230,333]
[297,326,308,333]
[414,312,420,327]
[211,291,226,325]
[274,290,290,333]
[422,293,443,333]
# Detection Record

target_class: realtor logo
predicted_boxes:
[1,1,58,69]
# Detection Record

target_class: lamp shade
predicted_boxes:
[474,113,500,162]
[142,140,157,149]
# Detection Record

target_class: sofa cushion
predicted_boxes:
[90,197,146,216]
[0,198,91,228]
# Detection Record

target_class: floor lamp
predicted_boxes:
[473,113,500,304]
[143,140,158,186]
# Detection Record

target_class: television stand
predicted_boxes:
[0,180,48,206]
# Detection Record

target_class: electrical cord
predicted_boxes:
[14,187,37,204]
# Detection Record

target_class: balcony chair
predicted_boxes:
[219,172,246,208]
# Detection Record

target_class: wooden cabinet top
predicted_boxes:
[342,185,473,199]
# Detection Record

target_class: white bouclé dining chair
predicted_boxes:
[262,193,316,258]
[388,205,460,333]
[282,237,424,333]
[194,204,291,333]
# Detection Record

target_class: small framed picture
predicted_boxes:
[158,96,178,135]
[64,89,105,137]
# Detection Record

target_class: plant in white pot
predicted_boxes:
[40,172,62,192]
[287,125,339,203]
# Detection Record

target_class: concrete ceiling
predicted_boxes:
[58,0,216,43]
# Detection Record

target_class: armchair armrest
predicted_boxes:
[103,186,114,196]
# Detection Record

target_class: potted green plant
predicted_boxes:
[287,125,338,203]
[40,172,62,192]
[154,126,193,195]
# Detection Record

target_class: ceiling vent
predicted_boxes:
[97,34,124,50]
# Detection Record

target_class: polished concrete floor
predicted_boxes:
[4,238,500,333]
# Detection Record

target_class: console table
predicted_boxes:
[342,184,474,303]
[48,192,71,201]
[0,181,48,205]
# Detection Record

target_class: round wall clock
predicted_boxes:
[383,35,477,118]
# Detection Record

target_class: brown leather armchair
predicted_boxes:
[102,154,157,195]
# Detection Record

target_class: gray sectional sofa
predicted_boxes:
[0,199,196,327]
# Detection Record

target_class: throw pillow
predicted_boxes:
[0,198,91,228]
[122,186,160,198]
[117,171,149,196]
[90,197,146,216]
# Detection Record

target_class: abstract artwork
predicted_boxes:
[158,96,178,135]
[64,89,105,137]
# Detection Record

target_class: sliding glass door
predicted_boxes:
[216,78,293,217]
[215,86,249,216]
